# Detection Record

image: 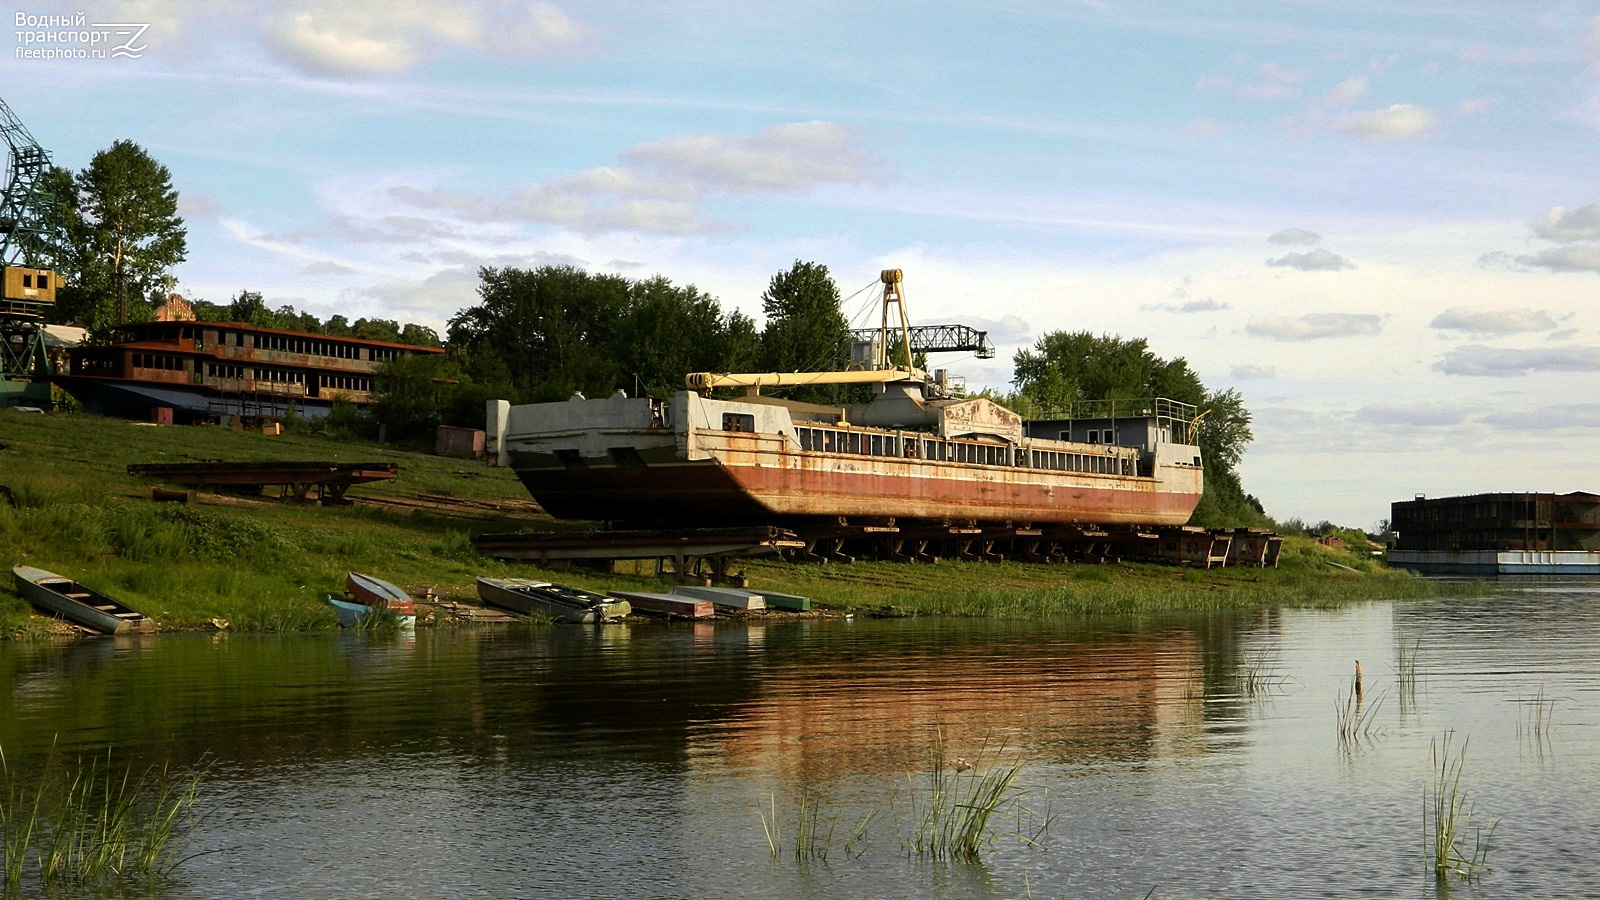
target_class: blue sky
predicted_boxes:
[7,1,1600,527]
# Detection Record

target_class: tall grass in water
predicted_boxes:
[1335,685,1385,746]
[1426,733,1494,882]
[758,790,873,862]
[1517,686,1556,749]
[1395,638,1421,716]
[0,745,204,888]
[906,732,1041,862]
[1238,650,1287,699]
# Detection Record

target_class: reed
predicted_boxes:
[1426,732,1494,881]
[906,732,1027,862]
[1395,638,1420,715]
[1238,650,1286,698]
[758,789,859,862]
[1517,686,1556,745]
[0,744,205,888]
[1335,685,1385,745]
[0,746,47,886]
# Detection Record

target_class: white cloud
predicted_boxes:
[1429,307,1560,336]
[1332,104,1437,141]
[1238,62,1311,100]
[1456,96,1501,117]
[1352,403,1468,427]
[1435,344,1600,377]
[1267,228,1321,246]
[1185,118,1224,138]
[1515,244,1600,274]
[1531,202,1600,242]
[1317,77,1368,109]
[1584,17,1600,66]
[1141,298,1229,313]
[1230,364,1276,379]
[622,122,879,195]
[1265,248,1354,271]
[109,0,591,76]
[393,121,880,234]
[1247,313,1382,341]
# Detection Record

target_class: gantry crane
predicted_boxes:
[1,95,61,407]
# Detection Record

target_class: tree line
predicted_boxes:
[29,139,1266,527]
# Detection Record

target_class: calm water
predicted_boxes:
[3,582,1599,898]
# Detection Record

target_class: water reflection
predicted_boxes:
[1,585,1597,898]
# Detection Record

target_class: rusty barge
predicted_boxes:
[488,270,1205,539]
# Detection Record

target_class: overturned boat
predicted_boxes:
[488,270,1204,532]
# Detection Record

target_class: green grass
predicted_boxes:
[1427,733,1494,882]
[0,743,205,889]
[904,731,1045,862]
[1336,685,1386,746]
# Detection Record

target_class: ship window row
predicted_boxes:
[131,352,183,372]
[220,332,378,360]
[206,363,244,379]
[792,427,1134,475]
[252,367,306,386]
[322,375,371,392]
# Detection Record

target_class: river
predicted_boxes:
[2,580,1597,898]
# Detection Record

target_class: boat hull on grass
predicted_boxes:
[476,578,629,623]
[612,590,715,619]
[756,590,811,611]
[11,565,155,635]
[668,585,765,610]
[345,572,417,617]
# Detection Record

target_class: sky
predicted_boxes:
[6,1,1600,529]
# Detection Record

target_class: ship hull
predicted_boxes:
[499,391,1203,529]
[514,454,1199,527]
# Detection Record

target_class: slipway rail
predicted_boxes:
[127,461,398,503]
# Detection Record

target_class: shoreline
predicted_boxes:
[1,409,1467,639]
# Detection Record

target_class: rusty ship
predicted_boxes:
[488,270,1204,533]
[57,320,443,423]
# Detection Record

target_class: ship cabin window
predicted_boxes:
[722,413,755,433]
[1087,429,1099,444]
[21,273,31,288]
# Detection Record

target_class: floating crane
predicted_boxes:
[1,94,60,408]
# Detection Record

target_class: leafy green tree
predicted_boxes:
[46,142,187,332]
[616,275,759,397]
[757,260,852,403]
[449,265,631,401]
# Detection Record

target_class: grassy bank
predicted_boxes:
[1,409,1462,637]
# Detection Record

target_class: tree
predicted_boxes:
[47,141,187,333]
[757,260,852,403]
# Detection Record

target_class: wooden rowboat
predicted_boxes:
[11,565,155,635]
[476,577,630,623]
[345,572,417,617]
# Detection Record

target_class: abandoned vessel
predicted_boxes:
[488,270,1204,532]
[56,320,443,422]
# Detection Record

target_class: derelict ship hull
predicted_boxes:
[493,391,1204,529]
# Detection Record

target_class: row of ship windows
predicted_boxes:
[156,327,394,361]
[788,425,1135,475]
[129,355,371,391]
